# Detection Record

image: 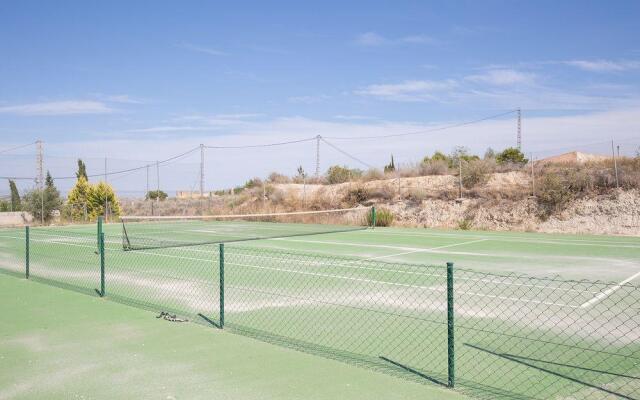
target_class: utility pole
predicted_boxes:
[315,135,321,180]
[104,157,107,183]
[156,160,160,203]
[612,140,619,189]
[517,108,522,150]
[458,159,463,199]
[530,153,535,197]
[36,140,44,224]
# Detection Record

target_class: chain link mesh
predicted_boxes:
[0,226,638,399]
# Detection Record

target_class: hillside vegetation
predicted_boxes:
[122,147,640,235]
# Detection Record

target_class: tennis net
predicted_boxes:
[121,206,373,250]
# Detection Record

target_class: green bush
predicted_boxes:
[462,159,494,188]
[368,208,394,227]
[457,219,473,230]
[326,165,362,184]
[496,147,528,165]
[146,190,168,201]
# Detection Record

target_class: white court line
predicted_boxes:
[358,239,489,261]
[358,229,640,248]
[0,234,580,309]
[580,270,640,308]
[0,233,603,294]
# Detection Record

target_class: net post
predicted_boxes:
[447,261,455,388]
[100,232,105,297]
[219,243,225,329]
[371,206,376,228]
[25,226,29,279]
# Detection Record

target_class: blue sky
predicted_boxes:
[1,1,640,194]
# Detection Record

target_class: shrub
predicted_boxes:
[457,219,473,230]
[536,172,573,218]
[244,178,263,188]
[420,159,449,175]
[343,186,370,205]
[146,190,168,201]
[496,147,528,165]
[462,159,494,188]
[362,168,385,181]
[367,208,394,227]
[326,165,362,184]
[267,172,290,184]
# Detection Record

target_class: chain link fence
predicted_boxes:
[0,223,638,399]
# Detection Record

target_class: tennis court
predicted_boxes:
[1,219,639,399]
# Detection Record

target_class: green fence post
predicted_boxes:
[447,261,455,388]
[219,243,225,329]
[97,216,103,250]
[371,206,377,228]
[100,232,105,297]
[25,226,29,279]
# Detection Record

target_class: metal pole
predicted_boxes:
[303,174,306,208]
[25,226,29,279]
[447,261,455,388]
[219,243,225,329]
[612,140,619,189]
[315,135,321,180]
[146,164,149,199]
[156,160,160,203]
[530,153,535,197]
[97,216,103,250]
[458,159,463,199]
[104,157,107,183]
[100,232,105,297]
[371,206,376,228]
[200,144,205,198]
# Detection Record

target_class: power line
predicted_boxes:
[320,137,374,169]
[205,137,316,149]
[0,141,37,155]
[323,110,518,140]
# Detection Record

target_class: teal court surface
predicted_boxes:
[1,221,639,399]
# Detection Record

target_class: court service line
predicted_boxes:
[358,239,489,262]
[358,229,640,248]
[580,270,640,308]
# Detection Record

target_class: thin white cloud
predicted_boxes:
[400,34,438,45]
[466,69,536,86]
[179,42,227,56]
[288,95,331,104]
[353,32,438,47]
[0,100,113,116]
[104,95,145,104]
[563,59,640,72]
[354,32,388,46]
[355,80,457,102]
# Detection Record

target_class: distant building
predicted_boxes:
[176,191,215,199]
[537,151,609,166]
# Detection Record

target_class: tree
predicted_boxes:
[496,147,528,165]
[384,155,396,173]
[0,199,8,212]
[146,190,168,201]
[76,159,88,180]
[22,171,62,223]
[8,180,20,211]
[87,181,121,220]
[66,177,92,220]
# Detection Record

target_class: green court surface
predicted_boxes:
[0,222,639,400]
[0,274,466,400]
